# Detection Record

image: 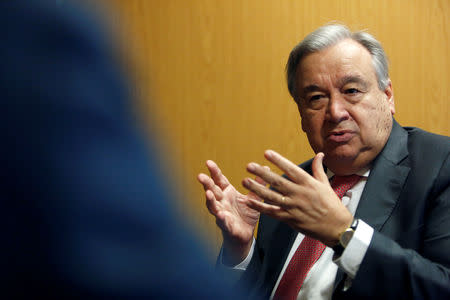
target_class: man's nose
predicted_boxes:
[325,93,350,123]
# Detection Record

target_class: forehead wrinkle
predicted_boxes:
[337,75,369,89]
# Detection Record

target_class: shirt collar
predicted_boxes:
[326,166,371,180]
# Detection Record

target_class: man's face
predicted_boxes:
[296,39,395,175]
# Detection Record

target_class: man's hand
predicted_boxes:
[198,160,266,265]
[242,150,353,247]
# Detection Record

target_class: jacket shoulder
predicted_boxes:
[404,126,450,167]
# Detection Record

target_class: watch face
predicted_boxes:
[341,229,354,247]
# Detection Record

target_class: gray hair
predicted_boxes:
[286,24,389,102]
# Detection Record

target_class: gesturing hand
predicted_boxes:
[242,150,353,247]
[198,160,267,264]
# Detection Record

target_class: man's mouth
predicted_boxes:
[327,130,355,143]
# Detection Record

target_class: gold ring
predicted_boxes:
[281,196,286,202]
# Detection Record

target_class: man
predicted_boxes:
[198,24,450,299]
[1,1,245,298]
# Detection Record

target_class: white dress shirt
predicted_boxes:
[219,169,374,300]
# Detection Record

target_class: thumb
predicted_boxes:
[311,152,328,183]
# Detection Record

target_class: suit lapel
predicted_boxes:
[355,120,410,230]
[334,120,411,292]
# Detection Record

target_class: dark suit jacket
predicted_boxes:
[0,1,243,298]
[241,120,450,299]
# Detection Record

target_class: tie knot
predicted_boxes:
[331,174,361,199]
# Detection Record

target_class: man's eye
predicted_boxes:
[345,88,360,94]
[309,95,323,101]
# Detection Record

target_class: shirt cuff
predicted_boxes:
[217,238,255,270]
[333,219,374,279]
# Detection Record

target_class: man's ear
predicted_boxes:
[384,80,395,115]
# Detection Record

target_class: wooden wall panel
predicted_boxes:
[104,0,449,258]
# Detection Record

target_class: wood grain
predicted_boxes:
[103,0,449,258]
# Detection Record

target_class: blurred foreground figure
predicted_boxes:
[0,1,243,298]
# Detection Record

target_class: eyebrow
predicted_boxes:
[301,84,322,95]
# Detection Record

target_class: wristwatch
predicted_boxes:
[332,218,359,258]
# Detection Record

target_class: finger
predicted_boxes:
[254,166,270,185]
[263,149,313,184]
[197,173,210,190]
[311,152,328,183]
[198,173,224,200]
[206,160,230,190]
[247,166,270,200]
[205,190,220,215]
[246,162,296,195]
[249,177,266,200]
[247,197,286,217]
[242,177,289,207]
[254,175,266,186]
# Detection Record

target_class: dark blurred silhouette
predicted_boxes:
[0,1,243,298]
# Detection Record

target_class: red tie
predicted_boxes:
[272,175,361,300]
